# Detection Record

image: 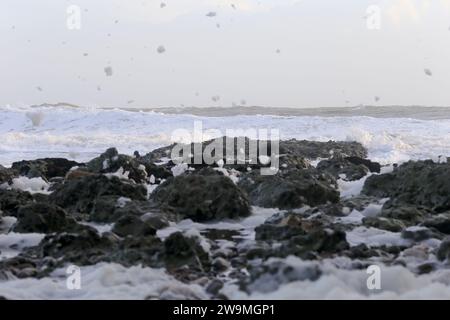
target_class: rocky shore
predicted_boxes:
[0,138,449,299]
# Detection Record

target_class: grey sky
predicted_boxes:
[1,0,450,108]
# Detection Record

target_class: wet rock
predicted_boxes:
[86,148,148,183]
[341,195,382,212]
[242,260,322,293]
[0,165,16,184]
[423,213,450,234]
[436,237,450,261]
[141,212,170,230]
[401,227,441,242]
[31,228,113,268]
[417,262,436,275]
[49,174,147,221]
[0,189,36,217]
[142,138,366,179]
[317,156,380,181]
[345,243,379,259]
[202,229,241,241]
[11,158,80,180]
[362,160,450,212]
[255,212,349,257]
[111,235,164,268]
[163,232,210,270]
[151,174,251,222]
[212,257,230,272]
[112,214,156,237]
[279,139,367,159]
[206,279,224,295]
[362,216,405,232]
[65,168,97,180]
[380,203,426,225]
[13,203,83,234]
[239,168,339,209]
[303,203,348,217]
[0,256,40,279]
[345,156,381,173]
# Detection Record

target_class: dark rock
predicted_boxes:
[142,138,366,173]
[238,168,339,209]
[13,203,83,234]
[0,256,40,279]
[0,189,36,217]
[206,279,224,295]
[255,212,349,257]
[345,243,379,259]
[151,174,251,222]
[279,139,367,159]
[11,158,80,180]
[341,195,381,212]
[401,227,441,242]
[417,262,436,275]
[49,174,147,221]
[345,156,381,173]
[36,228,114,266]
[212,257,230,272]
[242,260,322,293]
[423,213,450,234]
[141,212,170,230]
[202,229,241,241]
[362,217,405,232]
[0,165,16,184]
[86,148,148,183]
[362,160,450,212]
[163,232,210,270]
[317,156,379,181]
[436,237,450,261]
[380,203,426,225]
[112,214,157,237]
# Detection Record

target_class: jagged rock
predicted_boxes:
[11,158,80,180]
[36,228,114,266]
[13,203,84,234]
[436,237,450,261]
[112,214,157,237]
[92,148,173,183]
[317,156,380,181]
[142,138,367,173]
[163,232,210,270]
[86,148,148,183]
[0,165,16,184]
[202,229,241,241]
[254,212,349,257]
[423,213,450,234]
[151,174,251,222]
[238,168,339,209]
[49,174,147,221]
[0,189,36,217]
[380,203,426,225]
[242,259,322,293]
[279,139,367,159]
[362,160,450,212]
[345,243,379,259]
[362,216,405,232]
[401,227,441,242]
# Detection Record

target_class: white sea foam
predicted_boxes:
[1,176,51,194]
[0,263,208,300]
[0,232,45,260]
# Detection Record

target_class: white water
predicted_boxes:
[1,105,449,166]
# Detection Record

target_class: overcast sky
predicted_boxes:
[1,0,450,108]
